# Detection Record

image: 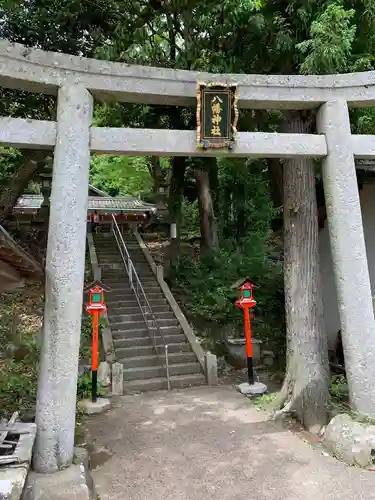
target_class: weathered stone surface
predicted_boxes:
[262,350,275,366]
[78,364,91,376]
[0,422,36,500]
[33,85,93,474]
[317,101,375,416]
[74,447,95,496]
[111,362,123,396]
[90,128,327,158]
[0,464,29,500]
[74,447,89,471]
[102,326,116,364]
[237,381,267,396]
[226,337,262,368]
[21,464,94,500]
[4,40,375,109]
[324,413,375,467]
[205,352,218,386]
[79,398,111,415]
[97,361,111,387]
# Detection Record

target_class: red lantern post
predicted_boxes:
[235,280,257,385]
[86,284,107,402]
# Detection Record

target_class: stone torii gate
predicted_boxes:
[1,40,375,473]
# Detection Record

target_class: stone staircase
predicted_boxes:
[93,231,205,392]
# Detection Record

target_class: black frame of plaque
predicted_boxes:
[196,81,238,150]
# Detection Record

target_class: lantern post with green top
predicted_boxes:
[85,282,109,402]
[235,279,267,396]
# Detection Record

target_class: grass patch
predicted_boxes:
[252,392,278,409]
[0,284,43,419]
[0,279,102,425]
[328,374,375,424]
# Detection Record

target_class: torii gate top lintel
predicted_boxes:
[1,39,375,110]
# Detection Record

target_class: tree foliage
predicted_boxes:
[90,155,152,197]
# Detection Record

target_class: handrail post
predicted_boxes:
[129,259,133,289]
[165,344,170,390]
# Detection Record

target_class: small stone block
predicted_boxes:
[97,361,111,387]
[237,382,267,396]
[22,464,92,500]
[79,398,111,415]
[0,463,29,500]
[102,327,116,364]
[205,352,218,386]
[112,362,123,395]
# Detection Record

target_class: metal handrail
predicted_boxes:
[111,215,170,389]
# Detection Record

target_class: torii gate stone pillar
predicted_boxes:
[317,100,375,415]
[33,85,93,473]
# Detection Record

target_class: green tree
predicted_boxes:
[0,0,131,219]
[90,156,152,197]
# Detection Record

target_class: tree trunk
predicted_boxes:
[195,160,219,251]
[209,157,219,215]
[277,111,330,434]
[167,156,186,270]
[0,150,48,223]
[267,158,283,209]
[267,158,284,233]
[148,156,164,193]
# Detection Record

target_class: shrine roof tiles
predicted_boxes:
[14,195,156,213]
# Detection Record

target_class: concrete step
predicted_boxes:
[96,250,120,255]
[98,250,145,258]
[102,275,131,281]
[109,289,165,298]
[96,244,143,252]
[113,333,186,347]
[103,278,132,286]
[119,352,197,369]
[123,373,206,393]
[95,245,122,250]
[113,342,191,357]
[111,317,178,331]
[96,251,124,256]
[109,311,175,323]
[131,268,157,276]
[98,258,125,265]
[106,303,139,315]
[106,295,137,305]
[106,291,137,300]
[122,362,201,381]
[102,270,128,277]
[112,329,150,340]
[101,263,127,270]
[111,304,171,315]
[106,298,168,307]
[111,325,183,338]
[108,312,146,323]
[105,282,160,291]
[100,259,149,267]
[108,293,166,304]
[133,275,158,282]
[111,320,146,331]
[130,270,153,275]
[105,289,136,298]
[102,267,154,277]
